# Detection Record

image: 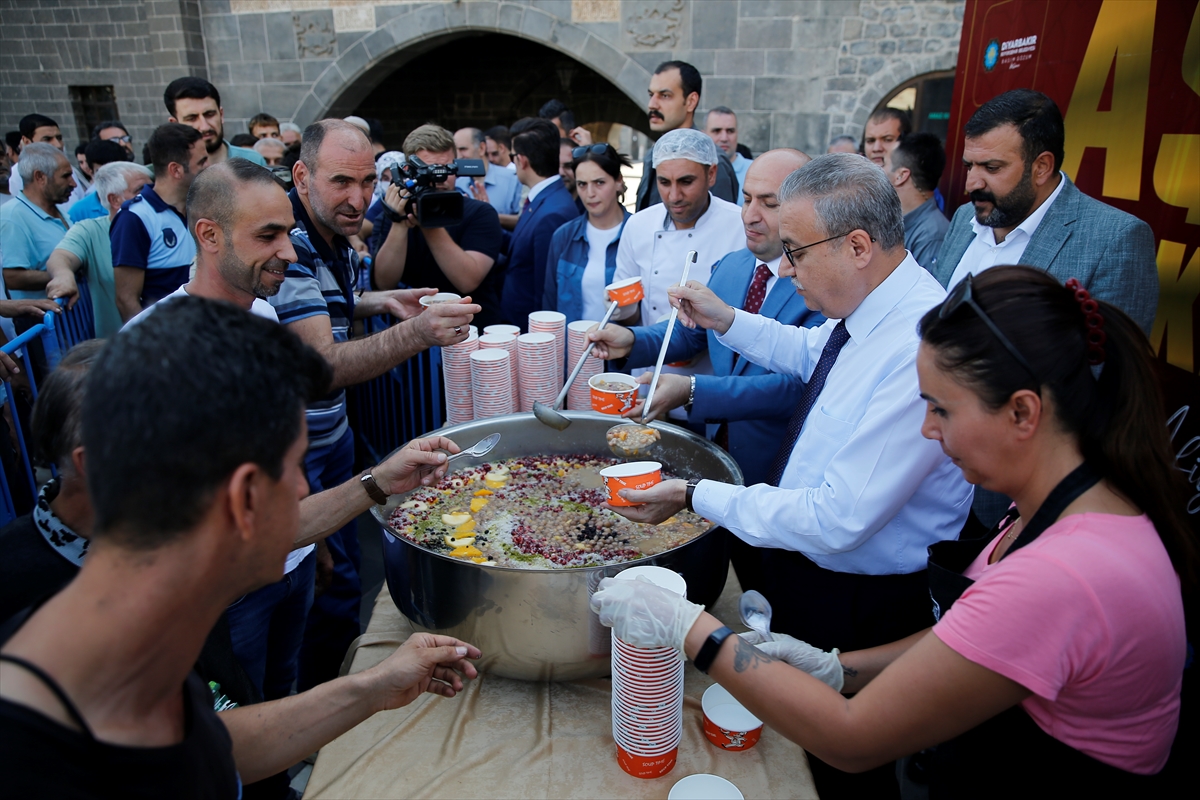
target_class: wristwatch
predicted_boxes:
[694,625,735,673]
[360,472,389,505]
[685,482,700,513]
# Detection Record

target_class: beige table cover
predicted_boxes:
[304,567,817,799]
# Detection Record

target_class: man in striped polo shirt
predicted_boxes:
[271,118,480,689]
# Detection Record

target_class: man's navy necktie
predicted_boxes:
[765,320,851,487]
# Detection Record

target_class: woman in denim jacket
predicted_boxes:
[542,144,632,323]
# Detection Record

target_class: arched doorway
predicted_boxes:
[872,70,957,142]
[327,33,651,152]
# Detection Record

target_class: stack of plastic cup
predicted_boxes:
[566,319,602,410]
[470,349,515,418]
[478,332,518,387]
[442,329,479,424]
[516,332,561,412]
[610,566,687,779]
[528,310,566,381]
[484,324,521,338]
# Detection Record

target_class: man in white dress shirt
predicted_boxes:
[610,154,973,795]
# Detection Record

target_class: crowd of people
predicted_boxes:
[0,51,1190,800]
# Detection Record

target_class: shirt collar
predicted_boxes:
[14,190,58,222]
[527,174,561,204]
[33,478,88,568]
[844,253,923,342]
[289,187,347,265]
[760,254,783,278]
[969,170,1067,245]
[903,197,939,225]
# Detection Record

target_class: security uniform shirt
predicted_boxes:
[110,184,195,308]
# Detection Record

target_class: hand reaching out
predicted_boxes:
[365,632,482,710]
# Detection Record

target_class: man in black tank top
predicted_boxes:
[0,299,480,798]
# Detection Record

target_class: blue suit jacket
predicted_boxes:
[501,179,581,329]
[625,249,825,485]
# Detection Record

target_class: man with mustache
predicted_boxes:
[273,119,479,692]
[164,76,267,167]
[934,89,1156,332]
[637,61,740,211]
[932,89,1158,527]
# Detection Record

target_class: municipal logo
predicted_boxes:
[163,229,177,247]
[983,39,1000,71]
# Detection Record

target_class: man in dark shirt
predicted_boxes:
[372,124,504,328]
[0,299,481,799]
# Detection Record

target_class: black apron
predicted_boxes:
[920,463,1163,799]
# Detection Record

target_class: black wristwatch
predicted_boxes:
[694,625,735,673]
[684,482,700,513]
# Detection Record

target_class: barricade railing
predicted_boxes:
[0,304,66,526]
[55,275,96,350]
[347,313,444,465]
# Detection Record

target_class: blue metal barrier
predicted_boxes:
[55,275,96,349]
[0,306,66,525]
[347,314,444,464]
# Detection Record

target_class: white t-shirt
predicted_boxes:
[581,222,622,322]
[125,285,314,574]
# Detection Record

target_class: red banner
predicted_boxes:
[942,0,1200,514]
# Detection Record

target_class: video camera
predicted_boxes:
[390,154,487,228]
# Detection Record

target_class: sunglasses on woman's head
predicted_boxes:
[939,274,1039,381]
[572,144,612,159]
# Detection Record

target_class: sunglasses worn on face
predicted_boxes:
[107,135,132,144]
[940,274,1039,380]
[572,144,612,159]
[782,230,875,267]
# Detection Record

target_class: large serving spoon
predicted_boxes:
[420,432,501,477]
[605,421,661,459]
[739,589,774,642]
[532,299,620,431]
[640,249,696,424]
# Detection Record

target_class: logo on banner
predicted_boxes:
[163,229,177,248]
[983,39,1000,70]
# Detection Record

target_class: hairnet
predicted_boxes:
[651,128,719,169]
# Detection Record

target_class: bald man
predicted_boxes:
[587,149,825,593]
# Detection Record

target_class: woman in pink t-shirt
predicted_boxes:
[590,266,1195,798]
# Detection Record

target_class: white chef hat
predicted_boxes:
[651,128,719,169]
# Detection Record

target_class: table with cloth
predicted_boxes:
[303,566,818,799]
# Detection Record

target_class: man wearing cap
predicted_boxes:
[610,128,743,420]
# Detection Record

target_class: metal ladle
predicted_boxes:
[532,299,621,431]
[739,589,774,642]
[605,250,697,457]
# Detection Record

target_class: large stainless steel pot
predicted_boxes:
[376,411,743,681]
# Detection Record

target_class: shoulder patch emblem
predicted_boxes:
[163,228,177,247]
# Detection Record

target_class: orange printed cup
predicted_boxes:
[701,684,763,751]
[616,744,678,779]
[600,461,662,506]
[606,277,644,307]
[589,373,638,415]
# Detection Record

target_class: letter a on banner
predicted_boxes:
[1062,0,1156,201]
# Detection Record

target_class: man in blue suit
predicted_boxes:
[500,117,581,329]
[588,149,824,589]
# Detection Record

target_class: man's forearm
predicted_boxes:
[320,319,429,390]
[46,250,82,279]
[425,228,489,294]
[1,268,51,291]
[372,218,409,290]
[113,267,145,322]
[296,471,374,548]
[221,671,378,785]
[498,213,519,231]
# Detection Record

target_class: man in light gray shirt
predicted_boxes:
[885,132,950,271]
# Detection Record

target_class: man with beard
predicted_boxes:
[934,89,1156,334]
[274,119,478,691]
[164,76,268,167]
[0,143,75,299]
[933,89,1156,528]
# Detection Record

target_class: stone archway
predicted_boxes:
[284,1,652,131]
[849,48,961,134]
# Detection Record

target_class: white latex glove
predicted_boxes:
[739,631,845,691]
[589,576,704,652]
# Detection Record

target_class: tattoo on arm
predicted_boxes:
[732,637,778,673]
[842,664,858,677]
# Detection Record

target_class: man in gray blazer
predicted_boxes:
[932,89,1158,335]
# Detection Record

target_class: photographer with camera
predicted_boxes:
[371,125,504,328]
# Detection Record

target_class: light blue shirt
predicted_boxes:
[456,162,522,215]
[0,190,70,299]
[693,254,973,575]
[225,140,267,166]
[731,152,752,206]
[68,189,106,223]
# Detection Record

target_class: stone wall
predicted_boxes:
[1,0,964,158]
